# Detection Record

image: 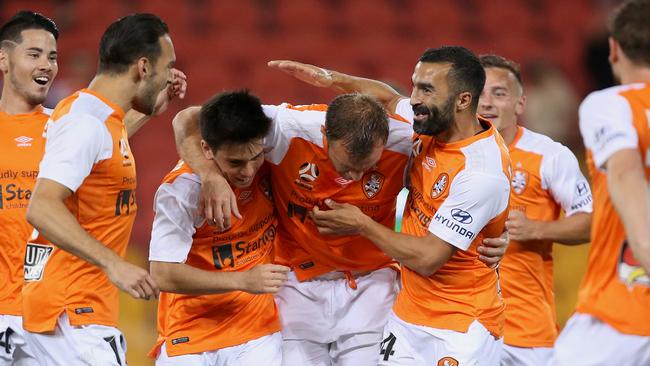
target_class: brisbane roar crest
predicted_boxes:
[431,173,449,199]
[511,168,529,195]
[619,241,649,287]
[438,357,459,366]
[362,172,385,199]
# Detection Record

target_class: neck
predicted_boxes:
[499,122,519,145]
[435,111,483,143]
[87,72,135,113]
[618,66,650,85]
[0,86,41,115]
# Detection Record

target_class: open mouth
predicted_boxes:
[33,76,50,86]
[413,105,430,123]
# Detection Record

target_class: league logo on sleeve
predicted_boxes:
[362,172,385,199]
[618,241,649,287]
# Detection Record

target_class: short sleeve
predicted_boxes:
[395,98,413,122]
[542,146,593,216]
[38,114,112,192]
[579,90,637,169]
[428,172,509,250]
[148,174,203,263]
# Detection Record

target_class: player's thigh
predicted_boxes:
[282,338,330,366]
[432,320,502,366]
[377,314,426,366]
[331,331,383,366]
[235,332,282,366]
[551,313,650,365]
[501,344,551,366]
[155,343,207,366]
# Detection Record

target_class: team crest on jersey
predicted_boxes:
[259,176,273,201]
[295,162,319,190]
[411,138,423,157]
[362,172,385,199]
[437,357,459,366]
[618,241,650,287]
[431,173,449,199]
[511,169,529,195]
[24,243,54,281]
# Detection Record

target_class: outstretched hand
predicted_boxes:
[268,60,333,88]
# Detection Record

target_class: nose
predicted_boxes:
[347,170,364,182]
[479,93,493,112]
[240,163,256,180]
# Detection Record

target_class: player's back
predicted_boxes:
[0,107,50,316]
[577,83,650,336]
[22,89,137,333]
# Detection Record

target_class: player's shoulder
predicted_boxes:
[579,84,643,117]
[515,127,569,158]
[264,102,327,147]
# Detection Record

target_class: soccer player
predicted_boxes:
[148,91,289,365]
[0,11,58,365]
[477,55,592,366]
[22,14,177,364]
[551,0,650,364]
[272,46,511,364]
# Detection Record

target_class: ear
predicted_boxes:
[0,49,9,73]
[456,91,473,112]
[515,94,526,116]
[136,57,150,80]
[608,37,618,65]
[200,140,215,160]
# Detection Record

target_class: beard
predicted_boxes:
[412,96,455,136]
[132,74,163,115]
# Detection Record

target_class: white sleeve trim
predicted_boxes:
[38,114,112,192]
[428,171,509,251]
[542,146,593,216]
[148,174,203,263]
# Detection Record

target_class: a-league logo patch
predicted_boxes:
[431,173,449,199]
[438,356,459,366]
[362,172,385,199]
[511,169,529,195]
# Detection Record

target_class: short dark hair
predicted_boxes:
[200,90,271,151]
[479,54,523,85]
[98,13,168,74]
[609,0,650,66]
[0,11,58,47]
[325,94,389,162]
[419,46,485,111]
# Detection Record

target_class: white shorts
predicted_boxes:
[24,313,126,366]
[501,344,551,366]
[378,312,503,366]
[550,313,650,365]
[0,315,39,366]
[155,332,282,366]
[275,268,399,366]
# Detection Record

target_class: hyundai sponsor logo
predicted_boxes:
[451,208,473,224]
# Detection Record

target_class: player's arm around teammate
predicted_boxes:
[268,59,508,267]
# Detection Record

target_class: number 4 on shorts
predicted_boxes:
[379,332,397,361]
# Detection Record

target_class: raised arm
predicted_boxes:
[171,106,241,230]
[268,60,406,113]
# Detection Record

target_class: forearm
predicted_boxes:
[124,109,150,138]
[327,70,405,113]
[536,212,591,245]
[150,261,243,295]
[171,106,218,179]
[26,195,121,270]
[360,216,452,276]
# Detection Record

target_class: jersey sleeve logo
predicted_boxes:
[451,208,473,224]
[431,173,449,199]
[362,172,385,199]
[511,168,529,195]
[619,240,649,287]
[437,357,459,366]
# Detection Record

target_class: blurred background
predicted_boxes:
[1,0,620,364]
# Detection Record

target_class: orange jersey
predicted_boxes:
[261,104,412,280]
[391,113,511,337]
[149,162,279,357]
[0,107,50,316]
[502,126,592,347]
[22,89,137,333]
[576,83,650,336]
